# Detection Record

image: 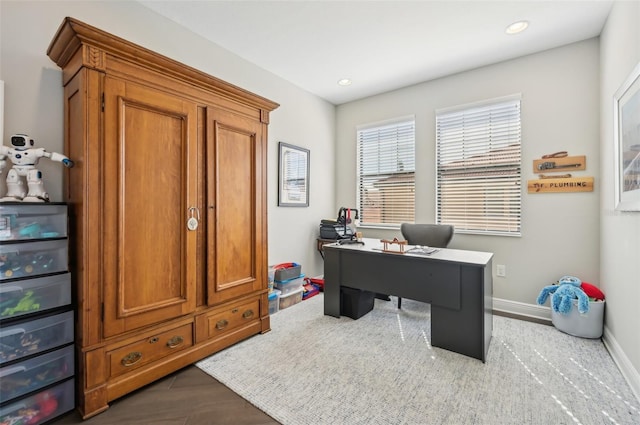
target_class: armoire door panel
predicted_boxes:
[103,77,198,337]
[207,108,265,304]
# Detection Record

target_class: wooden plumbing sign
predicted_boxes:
[527,177,594,193]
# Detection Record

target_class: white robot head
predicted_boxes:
[10,134,35,151]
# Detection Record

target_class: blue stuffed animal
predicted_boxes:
[537,275,590,315]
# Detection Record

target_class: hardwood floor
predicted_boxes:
[51,366,280,425]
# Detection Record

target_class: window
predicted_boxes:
[436,96,521,236]
[357,117,415,228]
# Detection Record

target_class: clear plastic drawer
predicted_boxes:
[0,273,71,320]
[0,204,67,241]
[0,378,75,425]
[0,344,74,403]
[0,310,74,365]
[0,239,68,281]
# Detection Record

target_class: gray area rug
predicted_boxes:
[197,294,639,425]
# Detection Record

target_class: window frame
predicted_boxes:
[435,95,522,237]
[356,116,416,229]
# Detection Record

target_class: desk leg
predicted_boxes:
[431,266,486,362]
[323,249,341,317]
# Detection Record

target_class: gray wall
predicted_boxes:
[599,0,640,397]
[336,39,601,311]
[0,0,335,279]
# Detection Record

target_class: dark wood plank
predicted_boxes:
[51,366,280,425]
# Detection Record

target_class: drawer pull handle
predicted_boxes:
[166,336,184,349]
[216,319,229,330]
[242,309,254,319]
[121,351,142,367]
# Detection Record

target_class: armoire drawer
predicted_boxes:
[200,299,260,340]
[107,322,193,379]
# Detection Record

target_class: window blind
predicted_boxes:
[357,118,415,227]
[436,98,521,235]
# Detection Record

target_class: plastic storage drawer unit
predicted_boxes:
[0,310,74,365]
[0,377,75,425]
[0,203,68,241]
[0,239,68,281]
[0,344,74,403]
[0,273,71,320]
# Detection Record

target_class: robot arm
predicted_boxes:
[41,150,74,168]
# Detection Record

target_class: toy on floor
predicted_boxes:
[536,275,590,315]
[580,281,605,301]
[0,134,74,202]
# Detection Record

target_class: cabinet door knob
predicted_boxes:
[166,335,184,349]
[121,351,142,367]
[215,319,229,330]
[242,309,254,319]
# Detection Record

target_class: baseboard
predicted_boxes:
[492,297,551,322]
[493,297,640,403]
[602,326,640,403]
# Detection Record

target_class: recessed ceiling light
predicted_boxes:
[505,20,529,35]
[337,78,352,86]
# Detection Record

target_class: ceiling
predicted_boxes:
[138,0,613,105]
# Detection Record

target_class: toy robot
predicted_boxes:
[0,150,7,185]
[0,134,74,202]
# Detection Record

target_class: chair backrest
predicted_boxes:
[400,223,454,248]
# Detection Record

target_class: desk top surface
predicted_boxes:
[324,237,493,266]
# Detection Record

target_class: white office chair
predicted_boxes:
[397,223,454,309]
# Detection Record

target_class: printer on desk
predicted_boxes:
[319,207,358,240]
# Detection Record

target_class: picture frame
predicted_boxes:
[278,142,309,207]
[614,61,640,211]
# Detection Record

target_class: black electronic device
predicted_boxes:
[318,207,362,243]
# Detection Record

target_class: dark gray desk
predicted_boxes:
[323,238,493,362]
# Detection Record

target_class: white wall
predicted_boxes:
[599,0,640,399]
[0,1,335,279]
[336,39,601,309]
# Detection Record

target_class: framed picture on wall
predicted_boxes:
[614,61,640,211]
[278,142,310,207]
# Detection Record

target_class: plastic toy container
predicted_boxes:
[279,286,304,310]
[0,272,71,320]
[551,299,605,339]
[0,239,68,281]
[0,203,68,241]
[273,264,302,282]
[275,275,305,295]
[0,344,74,403]
[0,377,75,425]
[268,289,281,315]
[0,310,74,365]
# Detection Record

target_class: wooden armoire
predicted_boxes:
[46,17,278,418]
